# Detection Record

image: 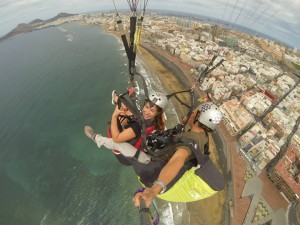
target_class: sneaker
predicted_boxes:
[84,126,97,143]
[111,90,119,105]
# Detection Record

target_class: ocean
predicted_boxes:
[0,22,182,225]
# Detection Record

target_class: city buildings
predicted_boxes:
[30,12,300,224]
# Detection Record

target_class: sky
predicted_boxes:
[0,0,299,49]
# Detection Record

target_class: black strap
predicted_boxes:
[133,146,142,159]
[139,208,150,213]
[129,15,137,75]
[165,89,195,134]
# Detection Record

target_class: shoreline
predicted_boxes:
[103,26,190,120]
[137,46,190,121]
[104,26,226,225]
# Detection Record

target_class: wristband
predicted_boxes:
[134,187,146,196]
[153,180,167,194]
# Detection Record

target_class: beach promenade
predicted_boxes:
[218,120,289,225]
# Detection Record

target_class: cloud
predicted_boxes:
[0,0,299,48]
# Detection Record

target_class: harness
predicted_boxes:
[134,125,155,151]
[125,136,225,193]
[106,58,225,190]
[107,115,155,166]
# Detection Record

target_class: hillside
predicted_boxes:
[0,12,77,42]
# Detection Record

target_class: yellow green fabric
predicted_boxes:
[157,167,217,202]
[133,23,142,53]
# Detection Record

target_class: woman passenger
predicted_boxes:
[84,91,168,163]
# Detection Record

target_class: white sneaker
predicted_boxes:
[111,90,118,105]
[84,126,97,144]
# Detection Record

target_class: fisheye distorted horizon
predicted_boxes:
[0,0,299,49]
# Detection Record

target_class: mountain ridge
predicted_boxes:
[0,12,77,42]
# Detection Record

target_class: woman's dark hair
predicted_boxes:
[145,99,165,131]
[154,106,164,131]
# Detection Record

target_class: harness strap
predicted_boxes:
[133,18,143,53]
[166,89,195,132]
[117,85,150,157]
[116,20,131,60]
[118,93,141,121]
[129,13,137,75]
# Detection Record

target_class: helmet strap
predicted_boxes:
[193,110,200,125]
[163,112,167,121]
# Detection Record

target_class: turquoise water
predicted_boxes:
[0,23,148,225]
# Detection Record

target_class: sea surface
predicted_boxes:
[0,23,181,225]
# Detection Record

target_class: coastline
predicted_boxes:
[103,27,190,121]
[137,46,190,121]
[104,26,226,225]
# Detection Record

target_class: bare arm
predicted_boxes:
[157,148,189,185]
[111,106,136,143]
[133,148,190,207]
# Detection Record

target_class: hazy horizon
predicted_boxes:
[0,0,299,49]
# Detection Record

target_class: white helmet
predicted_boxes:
[198,102,222,130]
[148,91,168,111]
